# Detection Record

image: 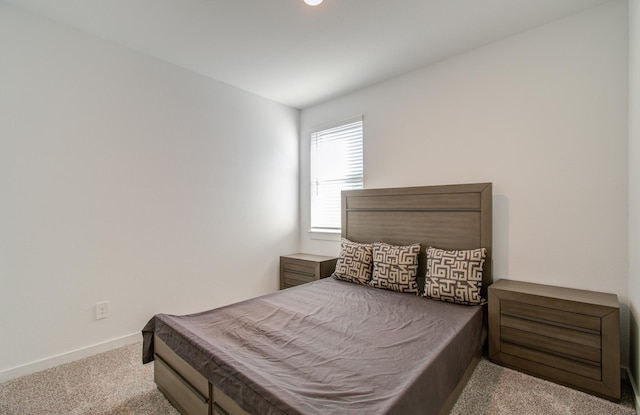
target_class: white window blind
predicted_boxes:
[310,118,363,231]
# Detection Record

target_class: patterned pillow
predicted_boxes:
[423,247,487,305]
[368,242,420,294]
[332,239,373,285]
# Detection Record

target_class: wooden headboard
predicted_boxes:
[341,183,492,295]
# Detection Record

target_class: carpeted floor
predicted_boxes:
[450,357,637,415]
[0,343,179,415]
[0,342,636,415]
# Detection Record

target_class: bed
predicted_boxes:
[142,182,493,415]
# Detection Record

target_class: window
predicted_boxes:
[310,117,363,231]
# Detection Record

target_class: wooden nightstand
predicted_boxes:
[488,279,620,401]
[280,253,337,290]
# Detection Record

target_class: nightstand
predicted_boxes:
[280,253,337,290]
[488,279,620,401]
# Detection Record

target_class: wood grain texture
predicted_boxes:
[341,182,492,295]
[155,183,494,415]
[280,254,338,289]
[488,279,621,401]
[155,336,209,415]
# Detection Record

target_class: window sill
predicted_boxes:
[308,229,341,241]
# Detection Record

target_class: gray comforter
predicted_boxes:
[143,277,484,415]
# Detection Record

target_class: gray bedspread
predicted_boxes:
[144,277,485,415]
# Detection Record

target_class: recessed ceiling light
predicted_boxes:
[304,0,323,5]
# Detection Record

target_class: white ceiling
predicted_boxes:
[5,0,610,109]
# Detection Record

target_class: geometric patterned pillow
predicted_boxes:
[332,239,373,285]
[423,247,487,305]
[368,242,420,294]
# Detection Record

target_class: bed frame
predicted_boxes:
[153,182,492,415]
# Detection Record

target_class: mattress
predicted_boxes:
[144,277,485,415]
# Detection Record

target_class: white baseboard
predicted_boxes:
[0,333,141,383]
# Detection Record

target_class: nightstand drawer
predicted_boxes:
[489,279,620,401]
[501,299,601,332]
[500,314,600,348]
[279,253,337,290]
[500,342,601,380]
[281,260,316,276]
[282,271,315,287]
[500,326,601,363]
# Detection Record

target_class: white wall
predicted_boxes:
[301,1,629,361]
[0,3,299,379]
[628,0,640,408]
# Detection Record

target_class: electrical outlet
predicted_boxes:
[96,301,110,320]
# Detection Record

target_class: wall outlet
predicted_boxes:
[96,301,110,320]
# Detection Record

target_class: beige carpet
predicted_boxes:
[0,342,636,415]
[450,357,637,415]
[0,343,179,415]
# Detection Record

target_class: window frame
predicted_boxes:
[309,116,364,233]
